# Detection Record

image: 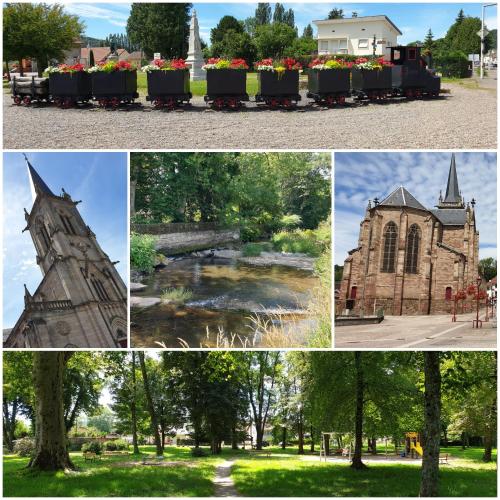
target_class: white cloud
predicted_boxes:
[65,3,129,22]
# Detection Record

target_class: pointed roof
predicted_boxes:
[24,154,54,198]
[443,154,461,204]
[377,186,427,211]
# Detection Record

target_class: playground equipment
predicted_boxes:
[404,432,423,458]
[320,432,352,461]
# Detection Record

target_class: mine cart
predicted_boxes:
[91,71,139,108]
[49,72,92,108]
[146,70,192,109]
[255,70,301,107]
[351,66,392,100]
[10,76,50,105]
[204,69,249,109]
[307,68,350,106]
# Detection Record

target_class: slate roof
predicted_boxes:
[26,156,55,197]
[443,153,461,204]
[431,209,467,226]
[377,186,427,211]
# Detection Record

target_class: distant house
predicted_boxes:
[79,47,131,67]
[313,15,402,57]
[62,39,84,65]
[127,50,144,67]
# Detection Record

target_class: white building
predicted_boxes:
[313,15,402,57]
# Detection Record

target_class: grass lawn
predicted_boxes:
[3,446,221,497]
[232,446,497,497]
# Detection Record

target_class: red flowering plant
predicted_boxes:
[202,58,249,70]
[89,60,136,73]
[45,63,87,74]
[309,57,352,70]
[352,56,393,70]
[142,58,189,72]
[254,57,302,72]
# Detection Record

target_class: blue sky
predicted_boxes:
[66,2,497,47]
[2,152,128,328]
[334,152,497,266]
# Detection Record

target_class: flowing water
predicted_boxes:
[131,256,319,347]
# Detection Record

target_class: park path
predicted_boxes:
[214,459,239,497]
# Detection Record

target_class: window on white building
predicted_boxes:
[358,38,369,49]
[319,40,329,51]
[331,38,348,54]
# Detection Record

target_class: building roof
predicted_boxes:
[430,209,467,226]
[443,153,461,204]
[313,15,402,35]
[25,155,55,197]
[377,186,427,211]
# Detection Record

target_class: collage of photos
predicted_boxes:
[1,1,498,499]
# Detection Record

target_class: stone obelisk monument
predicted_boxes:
[186,10,205,81]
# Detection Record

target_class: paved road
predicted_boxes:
[3,81,496,149]
[335,312,496,349]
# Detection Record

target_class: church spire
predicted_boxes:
[24,153,54,200]
[437,154,465,209]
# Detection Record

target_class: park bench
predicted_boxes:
[83,451,101,462]
[439,454,449,464]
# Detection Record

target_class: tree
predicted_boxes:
[423,29,435,51]
[254,22,298,59]
[328,8,344,20]
[138,352,163,457]
[282,9,295,29]
[210,15,243,45]
[127,3,191,59]
[243,352,281,449]
[255,3,272,26]
[28,352,74,471]
[351,352,367,469]
[419,352,441,497]
[3,3,83,76]
[302,24,314,39]
[479,257,497,281]
[211,30,257,64]
[87,407,115,434]
[456,9,465,24]
[273,3,285,24]
[352,11,358,18]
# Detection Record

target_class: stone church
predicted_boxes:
[338,154,479,316]
[4,157,127,348]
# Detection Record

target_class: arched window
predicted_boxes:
[445,287,452,301]
[36,217,50,253]
[381,222,398,272]
[405,224,420,274]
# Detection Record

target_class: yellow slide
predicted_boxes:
[410,442,423,457]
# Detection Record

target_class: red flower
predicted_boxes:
[230,58,249,69]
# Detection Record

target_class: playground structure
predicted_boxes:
[403,432,423,458]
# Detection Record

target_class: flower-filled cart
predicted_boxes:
[10,76,49,106]
[89,60,139,108]
[255,58,302,108]
[142,59,192,109]
[306,58,351,106]
[46,64,92,108]
[351,57,393,100]
[203,58,249,109]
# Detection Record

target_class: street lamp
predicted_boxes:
[480,3,496,79]
[473,276,483,328]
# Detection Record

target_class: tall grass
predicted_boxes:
[161,286,193,304]
[130,233,157,273]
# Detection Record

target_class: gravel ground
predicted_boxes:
[3,82,496,149]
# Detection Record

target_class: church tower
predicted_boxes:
[5,156,127,348]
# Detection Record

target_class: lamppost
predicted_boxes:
[480,3,496,79]
[472,276,483,328]
[372,34,377,56]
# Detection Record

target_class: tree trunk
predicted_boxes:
[131,352,140,455]
[3,399,18,452]
[371,437,377,455]
[130,180,136,216]
[324,435,330,456]
[483,431,493,462]
[255,427,264,450]
[297,412,304,455]
[419,352,441,497]
[19,60,24,77]
[231,425,238,450]
[4,61,11,81]
[138,352,163,457]
[281,426,287,449]
[28,352,74,471]
[310,426,315,453]
[351,352,367,469]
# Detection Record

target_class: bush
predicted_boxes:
[104,439,129,451]
[242,242,272,256]
[130,233,157,272]
[82,441,103,455]
[161,286,193,303]
[272,230,322,257]
[191,447,208,457]
[280,214,302,229]
[13,437,35,457]
[434,51,470,78]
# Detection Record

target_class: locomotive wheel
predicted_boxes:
[213,97,225,110]
[98,98,108,108]
[63,98,73,109]
[227,97,239,109]
[326,95,335,107]
[23,96,32,106]
[166,97,176,110]
[13,96,22,105]
[152,98,163,109]
[281,98,292,108]
[337,95,346,105]
[110,97,120,108]
[269,98,280,108]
